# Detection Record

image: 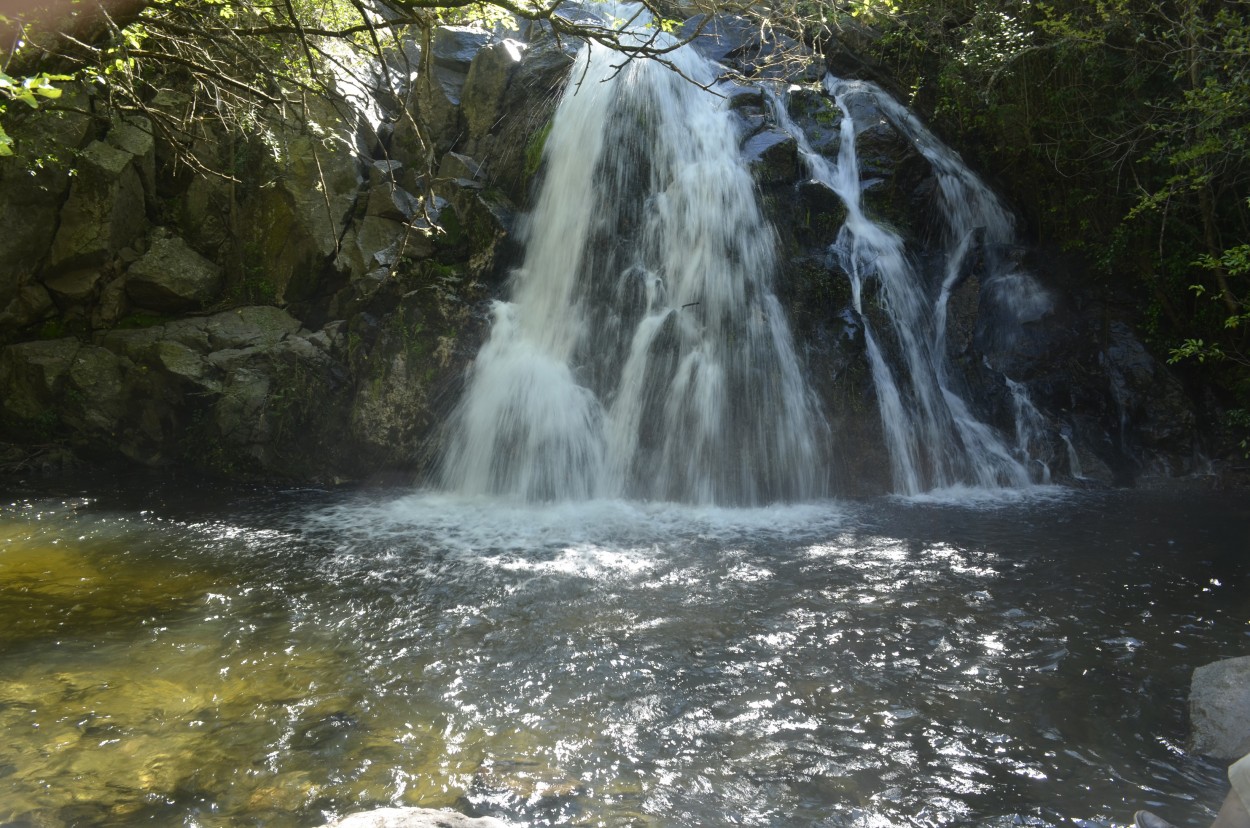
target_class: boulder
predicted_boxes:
[0,284,55,336]
[336,216,408,280]
[432,26,492,72]
[203,306,303,350]
[0,337,81,421]
[63,344,129,434]
[1190,656,1250,760]
[47,140,147,272]
[153,340,219,393]
[462,40,525,142]
[0,92,92,298]
[106,116,157,201]
[43,269,103,305]
[126,235,223,312]
[323,808,510,828]
[235,96,363,304]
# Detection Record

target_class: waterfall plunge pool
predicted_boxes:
[1,484,1246,827]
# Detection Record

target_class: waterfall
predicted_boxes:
[1006,377,1052,483]
[441,25,827,505]
[774,77,1041,494]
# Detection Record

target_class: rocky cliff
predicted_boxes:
[0,14,1219,492]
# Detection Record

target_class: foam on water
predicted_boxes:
[301,490,855,557]
[894,483,1071,508]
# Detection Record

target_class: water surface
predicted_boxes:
[1,482,1246,827]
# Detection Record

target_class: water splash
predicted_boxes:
[442,26,827,505]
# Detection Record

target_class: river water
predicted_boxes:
[1,481,1246,827]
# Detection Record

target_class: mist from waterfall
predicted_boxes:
[441,25,827,505]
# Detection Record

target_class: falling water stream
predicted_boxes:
[441,26,825,505]
[772,77,1050,496]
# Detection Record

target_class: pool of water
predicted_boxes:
[1,479,1246,827]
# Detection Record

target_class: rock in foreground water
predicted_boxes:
[1190,656,1250,760]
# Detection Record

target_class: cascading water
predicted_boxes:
[441,22,827,505]
[773,77,1047,494]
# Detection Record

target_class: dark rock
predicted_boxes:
[462,40,526,142]
[681,14,759,64]
[682,13,807,78]
[47,140,147,273]
[786,86,842,157]
[1100,322,1197,466]
[1190,656,1250,760]
[0,284,55,336]
[432,26,492,72]
[125,235,223,312]
[743,129,798,184]
[43,269,103,306]
[0,337,81,422]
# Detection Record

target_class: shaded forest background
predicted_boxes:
[2,0,1247,456]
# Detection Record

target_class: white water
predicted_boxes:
[442,25,826,505]
[772,78,1048,494]
[1007,376,1052,483]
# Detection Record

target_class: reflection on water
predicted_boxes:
[0,486,1246,827]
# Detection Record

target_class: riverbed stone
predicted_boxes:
[1190,656,1250,760]
[126,235,223,312]
[324,807,511,828]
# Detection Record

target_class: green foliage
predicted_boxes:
[524,119,553,180]
[0,70,72,156]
